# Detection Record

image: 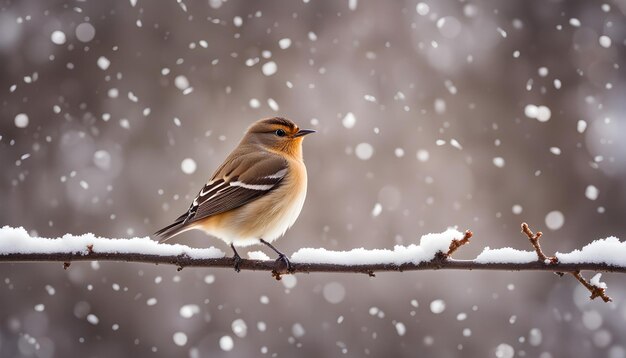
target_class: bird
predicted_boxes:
[155,117,315,272]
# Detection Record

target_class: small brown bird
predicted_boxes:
[155,117,315,271]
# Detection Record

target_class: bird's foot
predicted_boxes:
[231,244,242,273]
[233,253,242,273]
[259,238,292,276]
[275,253,292,273]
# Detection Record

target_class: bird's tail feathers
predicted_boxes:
[154,213,190,243]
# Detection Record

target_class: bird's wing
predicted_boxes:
[155,152,288,241]
[187,152,288,217]
[190,153,288,221]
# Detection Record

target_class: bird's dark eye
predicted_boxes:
[275,129,286,137]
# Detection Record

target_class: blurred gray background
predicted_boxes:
[1,0,625,357]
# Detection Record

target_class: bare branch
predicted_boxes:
[2,251,625,274]
[0,223,622,304]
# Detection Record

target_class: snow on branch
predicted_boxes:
[1,224,625,302]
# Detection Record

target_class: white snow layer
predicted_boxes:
[0,226,623,266]
[589,273,607,289]
[556,237,626,266]
[0,226,225,259]
[291,228,463,265]
[247,251,271,260]
[474,247,538,263]
[475,236,626,265]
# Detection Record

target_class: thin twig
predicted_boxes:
[446,230,473,257]
[521,223,557,264]
[571,271,612,302]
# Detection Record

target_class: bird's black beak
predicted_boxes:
[294,129,316,137]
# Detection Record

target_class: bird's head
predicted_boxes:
[243,117,315,158]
